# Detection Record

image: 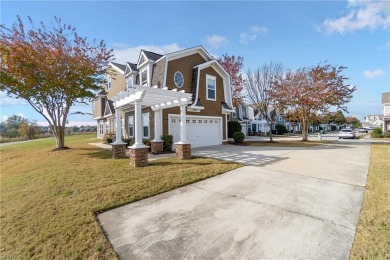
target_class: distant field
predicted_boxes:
[0,134,241,259]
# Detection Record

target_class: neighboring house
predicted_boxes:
[382,92,390,133]
[250,107,299,135]
[92,46,234,148]
[363,114,383,129]
[229,101,254,135]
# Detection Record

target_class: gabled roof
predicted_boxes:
[159,45,213,63]
[125,62,138,75]
[137,50,163,68]
[143,50,163,61]
[104,100,115,116]
[110,62,126,73]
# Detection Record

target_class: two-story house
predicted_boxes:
[93,46,234,148]
[229,101,254,135]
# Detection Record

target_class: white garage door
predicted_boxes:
[169,115,222,148]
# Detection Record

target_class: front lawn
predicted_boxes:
[350,143,390,259]
[0,134,241,259]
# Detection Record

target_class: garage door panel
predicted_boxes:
[169,115,221,148]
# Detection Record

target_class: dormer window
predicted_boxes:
[141,69,147,86]
[126,78,133,91]
[106,76,112,90]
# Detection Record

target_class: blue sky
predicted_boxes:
[1,0,389,126]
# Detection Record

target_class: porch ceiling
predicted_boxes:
[111,85,193,111]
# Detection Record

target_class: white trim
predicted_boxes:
[168,114,223,146]
[142,112,150,138]
[128,115,134,138]
[106,75,112,90]
[206,74,217,101]
[108,62,125,74]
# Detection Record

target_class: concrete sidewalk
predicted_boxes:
[98,142,370,259]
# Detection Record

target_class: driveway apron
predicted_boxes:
[98,142,371,259]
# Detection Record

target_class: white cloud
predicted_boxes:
[203,34,229,49]
[240,25,269,44]
[0,91,28,105]
[363,68,386,78]
[322,0,390,34]
[112,43,182,64]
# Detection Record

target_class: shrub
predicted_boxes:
[143,139,151,146]
[122,138,132,147]
[228,121,242,138]
[233,132,245,144]
[103,132,115,144]
[331,125,337,131]
[372,127,382,135]
[161,134,173,152]
[275,124,287,135]
[384,132,390,138]
[371,133,383,138]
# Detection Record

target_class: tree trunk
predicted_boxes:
[302,119,308,141]
[54,125,66,149]
[268,121,273,142]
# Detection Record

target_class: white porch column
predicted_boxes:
[113,106,125,144]
[153,109,162,141]
[132,100,147,148]
[178,105,189,143]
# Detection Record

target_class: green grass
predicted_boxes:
[0,134,241,259]
[350,144,390,259]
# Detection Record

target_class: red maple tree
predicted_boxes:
[216,54,245,107]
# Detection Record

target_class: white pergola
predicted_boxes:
[111,85,193,148]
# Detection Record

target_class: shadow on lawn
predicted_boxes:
[78,147,113,159]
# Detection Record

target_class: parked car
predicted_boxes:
[339,128,356,139]
[359,128,368,133]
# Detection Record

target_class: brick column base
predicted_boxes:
[150,141,164,154]
[129,147,149,167]
[111,144,127,159]
[175,143,191,160]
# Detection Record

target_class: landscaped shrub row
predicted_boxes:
[233,132,245,144]
[228,121,242,138]
[370,127,390,138]
[161,134,173,152]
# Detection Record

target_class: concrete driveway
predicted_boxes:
[98,142,371,259]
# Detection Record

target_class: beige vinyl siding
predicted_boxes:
[104,68,126,99]
[162,65,227,140]
[166,53,206,91]
[152,58,166,87]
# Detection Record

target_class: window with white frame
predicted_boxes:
[121,119,125,137]
[128,116,134,137]
[141,69,147,86]
[126,77,133,91]
[142,113,149,138]
[206,75,216,101]
[106,76,112,90]
[99,120,104,135]
[105,121,110,133]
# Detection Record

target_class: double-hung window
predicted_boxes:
[142,113,149,138]
[126,78,133,91]
[128,116,134,137]
[106,76,112,90]
[206,75,216,101]
[141,69,148,86]
[99,120,104,135]
[105,121,110,133]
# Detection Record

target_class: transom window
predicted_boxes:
[206,75,216,101]
[106,76,112,90]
